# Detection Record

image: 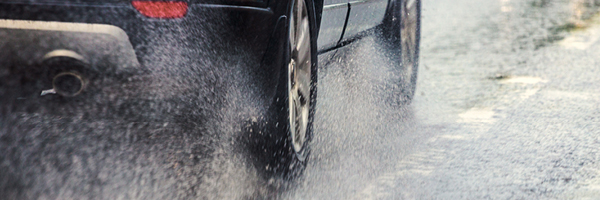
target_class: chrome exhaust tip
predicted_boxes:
[39,49,90,97]
[52,72,86,97]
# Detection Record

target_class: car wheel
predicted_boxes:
[288,0,312,161]
[383,0,421,104]
[261,0,318,179]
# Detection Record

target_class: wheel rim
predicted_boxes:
[288,0,311,154]
[401,0,419,84]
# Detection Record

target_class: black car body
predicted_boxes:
[0,0,390,98]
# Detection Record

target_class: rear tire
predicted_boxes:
[266,0,318,179]
[383,0,421,104]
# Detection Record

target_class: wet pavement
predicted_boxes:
[285,0,600,199]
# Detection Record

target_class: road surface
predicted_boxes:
[285,0,600,199]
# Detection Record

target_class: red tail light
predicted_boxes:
[132,1,188,18]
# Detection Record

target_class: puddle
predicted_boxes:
[498,76,547,84]
[458,107,496,124]
[558,26,600,49]
[558,6,600,50]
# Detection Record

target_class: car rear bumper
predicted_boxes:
[0,2,285,104]
[0,19,140,69]
[0,2,276,68]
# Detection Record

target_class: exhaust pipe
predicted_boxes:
[52,72,87,97]
[39,50,90,97]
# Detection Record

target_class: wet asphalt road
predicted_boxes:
[286,0,600,199]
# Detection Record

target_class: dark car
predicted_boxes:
[0,0,419,197]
